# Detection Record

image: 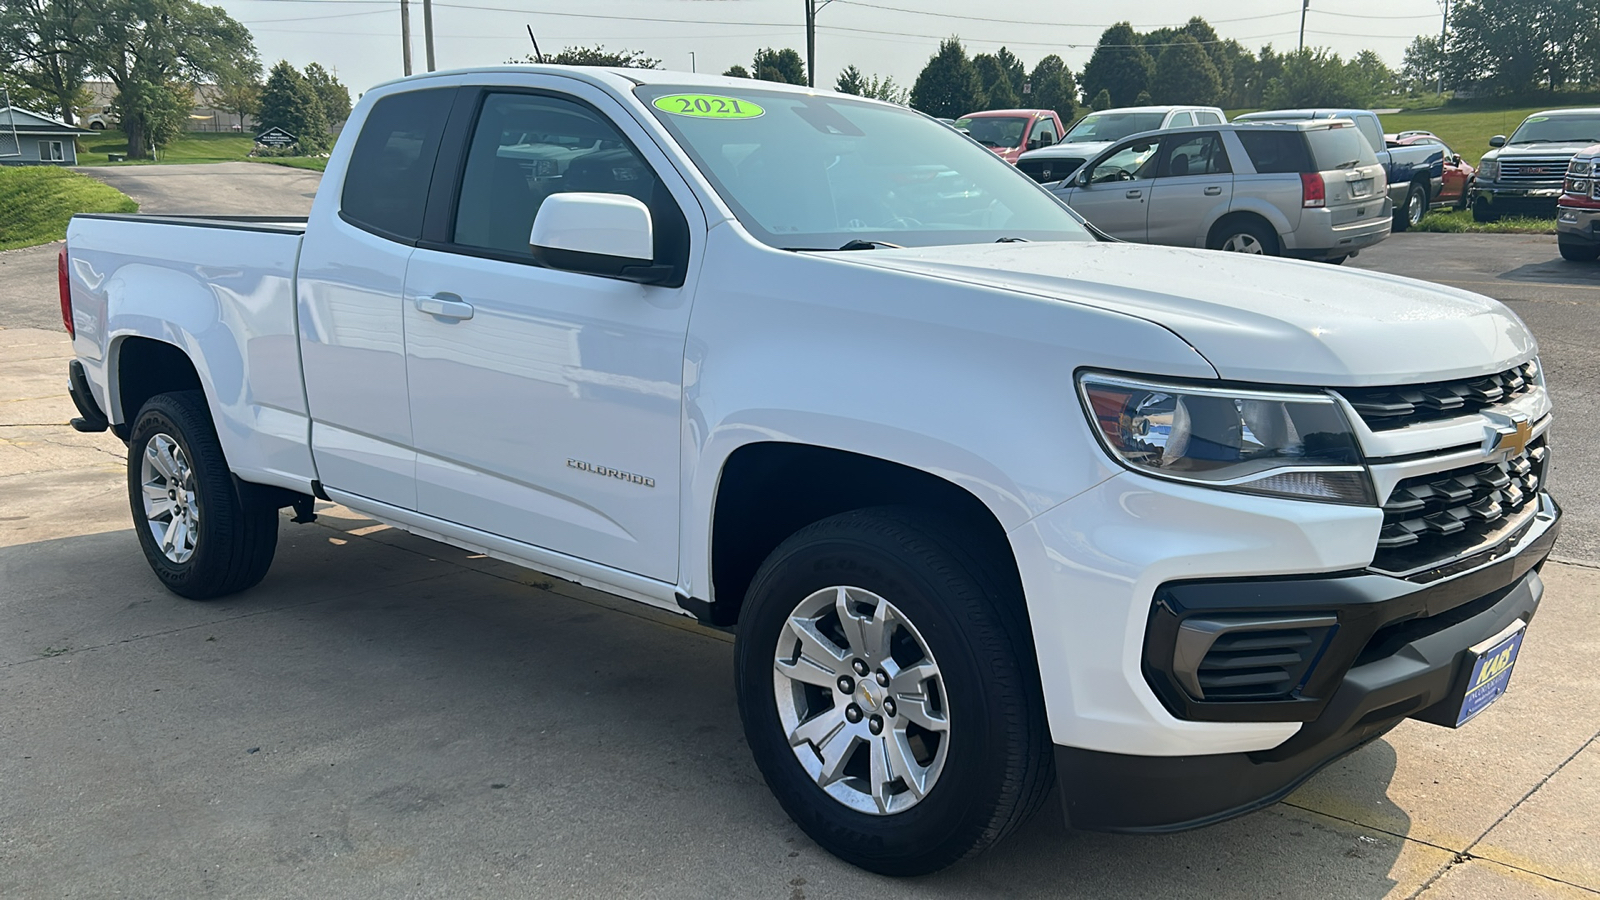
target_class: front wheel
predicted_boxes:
[734,508,1051,876]
[1395,181,1428,232]
[128,391,279,599]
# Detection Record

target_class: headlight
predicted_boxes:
[1478,159,1499,181]
[1078,373,1375,505]
[1570,160,1593,176]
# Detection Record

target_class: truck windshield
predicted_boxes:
[1509,114,1600,145]
[953,115,1029,148]
[637,85,1093,250]
[1063,112,1166,143]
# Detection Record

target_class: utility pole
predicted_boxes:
[422,0,436,71]
[1437,0,1449,95]
[804,0,815,87]
[399,0,413,76]
[1298,0,1309,52]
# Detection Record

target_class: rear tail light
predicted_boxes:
[58,244,74,338]
[1300,172,1326,208]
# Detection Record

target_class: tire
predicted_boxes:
[1473,198,1499,223]
[734,507,1052,876]
[1559,240,1600,262]
[127,390,278,599]
[89,121,105,130]
[1395,181,1428,232]
[1208,217,1280,256]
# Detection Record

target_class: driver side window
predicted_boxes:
[1090,139,1163,184]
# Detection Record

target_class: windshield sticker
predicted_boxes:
[654,94,765,119]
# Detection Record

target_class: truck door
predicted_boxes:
[1062,135,1165,242]
[297,87,457,509]
[399,83,702,584]
[1145,131,1234,248]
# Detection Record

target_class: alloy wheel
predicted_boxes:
[772,585,951,815]
[1221,233,1265,254]
[140,433,200,563]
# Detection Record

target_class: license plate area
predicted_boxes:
[1454,621,1526,726]
[1349,178,1375,199]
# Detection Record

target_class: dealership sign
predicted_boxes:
[255,126,296,147]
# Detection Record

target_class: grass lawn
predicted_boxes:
[0,167,138,250]
[252,156,327,172]
[77,130,254,165]
[1412,208,1556,234]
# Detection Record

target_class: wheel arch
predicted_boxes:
[704,442,1025,629]
[109,335,204,437]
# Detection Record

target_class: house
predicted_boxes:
[0,106,93,165]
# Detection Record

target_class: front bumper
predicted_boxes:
[1476,183,1563,215]
[1054,492,1559,832]
[1557,203,1600,245]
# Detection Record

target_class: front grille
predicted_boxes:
[1336,361,1538,430]
[1194,626,1332,700]
[1017,157,1082,184]
[1497,157,1573,183]
[1370,438,1547,575]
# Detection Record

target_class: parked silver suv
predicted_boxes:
[1047,119,1392,262]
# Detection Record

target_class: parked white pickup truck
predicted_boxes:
[61,67,1559,876]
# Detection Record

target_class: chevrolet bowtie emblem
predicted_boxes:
[1487,417,1534,458]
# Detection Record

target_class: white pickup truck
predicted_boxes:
[61,67,1560,876]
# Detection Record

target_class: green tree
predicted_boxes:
[724,64,750,78]
[1348,50,1394,104]
[1264,48,1364,108]
[1223,42,1259,108]
[1081,22,1154,107]
[213,70,260,131]
[83,0,258,158]
[994,47,1026,94]
[1090,88,1112,110]
[257,60,327,154]
[1179,17,1233,102]
[751,47,806,84]
[861,73,909,104]
[910,38,985,119]
[1443,0,1584,94]
[1135,89,1152,104]
[1027,54,1078,121]
[835,64,867,95]
[507,44,660,68]
[973,52,1018,109]
[112,78,189,151]
[1401,35,1446,94]
[0,0,93,124]
[1151,34,1222,106]
[302,62,349,124]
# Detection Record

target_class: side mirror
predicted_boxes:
[1452,154,1463,165]
[529,193,671,285]
[1489,135,1506,148]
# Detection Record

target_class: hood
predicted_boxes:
[1020,140,1112,162]
[829,242,1534,387]
[1488,141,1596,159]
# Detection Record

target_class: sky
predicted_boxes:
[223,0,1451,99]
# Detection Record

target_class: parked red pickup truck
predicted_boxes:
[953,108,1065,164]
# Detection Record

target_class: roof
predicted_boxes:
[1526,108,1600,117]
[0,105,93,135]
[957,109,1053,118]
[1085,105,1222,114]
[370,64,835,97]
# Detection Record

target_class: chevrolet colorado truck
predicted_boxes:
[61,67,1560,876]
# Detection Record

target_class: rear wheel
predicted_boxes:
[1395,181,1428,232]
[128,391,278,599]
[734,507,1051,876]
[1208,217,1280,257]
[1559,240,1600,262]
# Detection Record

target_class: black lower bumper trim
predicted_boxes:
[67,359,109,433]
[1058,562,1547,832]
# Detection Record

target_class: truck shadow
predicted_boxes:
[0,514,1416,898]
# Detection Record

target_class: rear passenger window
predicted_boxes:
[341,89,455,243]
[1169,112,1194,128]
[452,92,688,266]
[1236,131,1314,174]
[1196,111,1222,125]
[1161,132,1230,177]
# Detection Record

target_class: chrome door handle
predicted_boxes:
[1125,189,1143,199]
[1204,186,1223,196]
[415,293,474,320]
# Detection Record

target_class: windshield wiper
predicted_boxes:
[995,236,1029,243]
[1511,138,1556,144]
[1334,159,1361,169]
[838,239,902,250]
